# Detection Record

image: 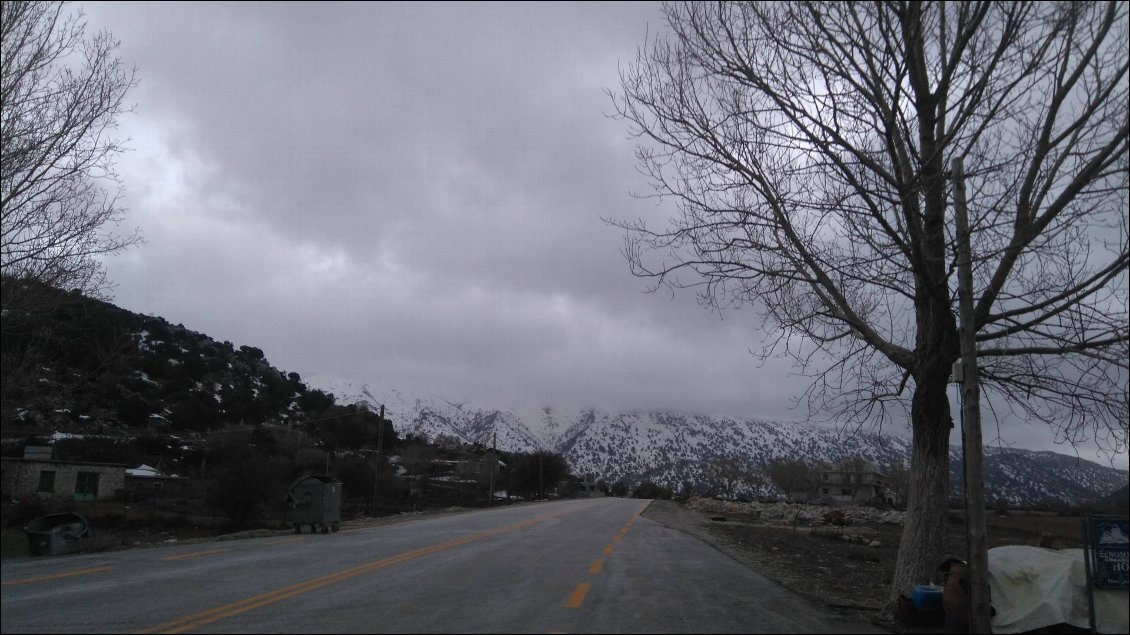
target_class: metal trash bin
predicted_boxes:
[25,512,91,557]
[286,475,342,534]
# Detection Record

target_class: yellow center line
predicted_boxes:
[554,508,643,627]
[2,566,112,586]
[565,582,592,609]
[265,536,307,546]
[162,548,229,561]
[137,511,566,634]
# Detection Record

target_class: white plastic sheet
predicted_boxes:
[988,545,1128,634]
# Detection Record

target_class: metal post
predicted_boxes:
[1082,516,1097,632]
[488,431,496,506]
[373,404,385,515]
[953,157,992,633]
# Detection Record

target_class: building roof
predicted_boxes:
[0,456,128,468]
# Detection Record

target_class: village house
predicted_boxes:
[430,455,500,482]
[123,464,197,501]
[816,467,896,505]
[1,446,125,502]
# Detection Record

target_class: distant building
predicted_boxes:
[577,473,600,497]
[123,464,195,501]
[1,447,125,502]
[816,468,896,505]
[429,456,499,482]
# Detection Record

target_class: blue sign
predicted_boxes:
[1089,516,1129,589]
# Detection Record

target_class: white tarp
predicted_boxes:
[988,545,1128,634]
[126,464,159,477]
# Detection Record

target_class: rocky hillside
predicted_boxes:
[1,281,339,436]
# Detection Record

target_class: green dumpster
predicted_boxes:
[25,512,90,556]
[286,475,342,534]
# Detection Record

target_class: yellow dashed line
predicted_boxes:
[2,566,112,586]
[589,558,604,574]
[603,544,615,555]
[565,582,592,609]
[265,536,307,546]
[162,548,229,561]
[138,511,566,634]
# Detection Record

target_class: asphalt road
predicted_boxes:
[1,498,881,633]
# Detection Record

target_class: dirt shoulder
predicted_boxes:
[642,497,1088,634]
[643,499,906,633]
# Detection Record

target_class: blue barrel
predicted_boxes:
[912,584,944,610]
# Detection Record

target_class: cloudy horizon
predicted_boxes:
[79,2,1127,470]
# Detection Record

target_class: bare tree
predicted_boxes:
[706,456,764,499]
[765,459,816,498]
[612,1,1127,607]
[1,0,138,296]
[885,465,911,506]
[1,1,139,425]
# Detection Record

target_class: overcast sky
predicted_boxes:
[79,2,1127,470]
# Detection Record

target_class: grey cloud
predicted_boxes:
[79,2,1126,469]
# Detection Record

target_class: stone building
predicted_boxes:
[1,447,126,502]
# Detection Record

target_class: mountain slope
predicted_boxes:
[323,383,1128,506]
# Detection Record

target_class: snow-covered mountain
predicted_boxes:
[320,381,1128,507]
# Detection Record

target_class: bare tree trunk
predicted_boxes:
[891,378,953,608]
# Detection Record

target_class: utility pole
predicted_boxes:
[373,404,385,515]
[953,157,992,633]
[488,431,496,506]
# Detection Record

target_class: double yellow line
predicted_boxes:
[138,512,561,634]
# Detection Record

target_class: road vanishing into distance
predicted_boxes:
[2,498,880,633]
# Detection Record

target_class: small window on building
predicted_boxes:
[38,470,56,493]
[821,474,828,481]
[841,488,851,496]
[75,471,100,500]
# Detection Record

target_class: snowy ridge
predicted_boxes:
[318,381,1127,506]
